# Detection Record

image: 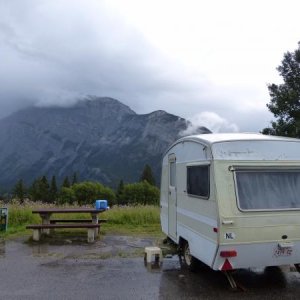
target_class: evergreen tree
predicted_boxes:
[29,176,50,202]
[262,42,300,137]
[13,179,26,203]
[0,187,3,200]
[116,179,125,205]
[40,176,50,202]
[62,176,71,188]
[140,164,156,186]
[71,172,78,185]
[49,175,58,203]
[29,178,40,201]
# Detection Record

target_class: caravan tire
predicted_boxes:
[182,241,198,272]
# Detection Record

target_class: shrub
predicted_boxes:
[58,187,76,205]
[72,182,116,206]
[122,181,159,205]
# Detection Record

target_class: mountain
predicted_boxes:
[0,96,211,190]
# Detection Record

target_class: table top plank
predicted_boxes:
[26,223,101,229]
[32,208,106,214]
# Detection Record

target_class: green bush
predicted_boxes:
[58,187,76,205]
[72,181,116,206]
[122,181,159,205]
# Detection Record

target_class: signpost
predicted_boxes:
[0,207,8,232]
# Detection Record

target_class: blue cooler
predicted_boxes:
[95,200,108,210]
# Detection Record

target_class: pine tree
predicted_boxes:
[62,176,71,188]
[40,176,50,202]
[71,172,78,185]
[140,164,156,186]
[29,178,40,201]
[116,179,124,205]
[29,176,50,202]
[49,175,58,203]
[13,179,26,203]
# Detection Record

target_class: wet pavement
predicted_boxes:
[1,234,300,299]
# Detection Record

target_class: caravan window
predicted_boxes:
[187,165,209,199]
[235,169,300,211]
[170,161,176,187]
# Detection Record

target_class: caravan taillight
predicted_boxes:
[213,227,218,233]
[220,250,237,258]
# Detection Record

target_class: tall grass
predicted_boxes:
[7,206,40,227]
[103,205,160,226]
[101,205,161,235]
[1,200,56,228]
[0,201,162,236]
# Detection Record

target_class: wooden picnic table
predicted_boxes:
[28,208,107,243]
[32,208,105,221]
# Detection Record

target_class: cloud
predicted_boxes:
[0,0,289,132]
[181,112,239,135]
[0,1,184,113]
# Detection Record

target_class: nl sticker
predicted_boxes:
[224,232,236,240]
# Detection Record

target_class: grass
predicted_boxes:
[0,201,163,238]
[101,205,161,235]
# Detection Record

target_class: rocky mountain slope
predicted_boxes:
[0,96,210,189]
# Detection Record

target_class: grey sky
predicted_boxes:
[1,0,299,132]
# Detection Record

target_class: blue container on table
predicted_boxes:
[95,200,108,210]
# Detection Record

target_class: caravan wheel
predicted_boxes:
[182,241,197,271]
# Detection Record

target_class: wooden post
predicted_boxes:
[41,213,51,235]
[87,228,95,243]
[91,213,99,236]
[32,229,41,241]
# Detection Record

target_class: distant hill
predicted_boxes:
[0,96,211,190]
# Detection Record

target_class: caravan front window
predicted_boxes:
[235,169,300,211]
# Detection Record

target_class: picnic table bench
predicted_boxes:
[26,208,107,243]
[26,223,101,243]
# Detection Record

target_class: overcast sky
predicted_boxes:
[1,0,299,132]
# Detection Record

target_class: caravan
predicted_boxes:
[160,133,300,272]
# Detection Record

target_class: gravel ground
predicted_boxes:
[1,234,300,299]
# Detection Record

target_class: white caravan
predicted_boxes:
[160,133,300,272]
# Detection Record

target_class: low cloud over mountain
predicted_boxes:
[0,96,210,190]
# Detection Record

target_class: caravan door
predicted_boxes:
[168,154,177,240]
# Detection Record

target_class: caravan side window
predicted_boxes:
[187,165,210,199]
